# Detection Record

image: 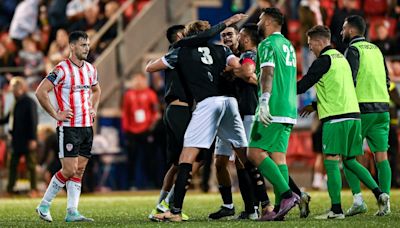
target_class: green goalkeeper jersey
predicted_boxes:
[256,32,297,124]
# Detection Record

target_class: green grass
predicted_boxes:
[0,190,399,227]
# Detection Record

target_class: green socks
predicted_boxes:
[258,157,290,205]
[343,166,361,195]
[324,159,342,204]
[343,158,379,190]
[273,164,289,205]
[377,159,391,194]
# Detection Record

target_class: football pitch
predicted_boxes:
[0,190,399,227]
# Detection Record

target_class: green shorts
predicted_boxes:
[248,121,293,153]
[322,119,363,157]
[361,112,390,152]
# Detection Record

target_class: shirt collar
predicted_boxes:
[349,36,365,45]
[320,45,333,54]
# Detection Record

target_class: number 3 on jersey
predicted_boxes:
[282,44,296,67]
[198,47,213,65]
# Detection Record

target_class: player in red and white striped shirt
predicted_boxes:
[35,31,101,223]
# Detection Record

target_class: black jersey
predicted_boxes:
[164,64,189,104]
[218,50,240,97]
[163,43,234,102]
[235,50,258,116]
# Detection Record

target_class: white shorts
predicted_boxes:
[183,96,248,149]
[215,115,255,160]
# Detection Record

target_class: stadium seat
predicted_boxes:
[363,0,388,17]
[287,131,316,167]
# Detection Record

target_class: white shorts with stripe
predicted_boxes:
[183,96,248,149]
[215,115,255,160]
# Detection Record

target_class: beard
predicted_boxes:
[342,34,351,44]
[78,53,88,60]
[238,42,244,52]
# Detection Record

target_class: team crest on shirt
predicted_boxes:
[66,143,74,151]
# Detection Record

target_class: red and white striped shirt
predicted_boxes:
[47,59,98,127]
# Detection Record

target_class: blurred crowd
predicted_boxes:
[0,0,150,90]
[1,0,400,195]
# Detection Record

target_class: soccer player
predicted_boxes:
[246,8,300,221]
[148,24,190,221]
[146,20,248,222]
[35,31,101,222]
[341,15,391,216]
[297,25,389,219]
[209,24,269,220]
[148,15,248,221]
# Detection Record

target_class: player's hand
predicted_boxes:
[224,13,248,26]
[299,105,315,117]
[56,109,73,122]
[90,107,97,119]
[259,99,272,126]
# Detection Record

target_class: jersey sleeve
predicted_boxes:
[161,47,180,69]
[258,41,275,68]
[46,65,65,86]
[92,67,98,86]
[240,51,256,65]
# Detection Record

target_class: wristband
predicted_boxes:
[259,92,271,103]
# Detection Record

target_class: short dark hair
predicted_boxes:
[227,24,239,32]
[262,7,284,26]
[241,23,261,45]
[69,31,88,44]
[345,15,366,36]
[166,25,185,44]
[306,25,331,40]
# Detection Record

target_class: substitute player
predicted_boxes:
[341,15,391,216]
[35,31,101,222]
[297,25,389,219]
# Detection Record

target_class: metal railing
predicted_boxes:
[95,0,193,113]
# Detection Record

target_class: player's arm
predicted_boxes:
[173,14,247,48]
[35,69,72,121]
[145,48,179,72]
[297,55,331,94]
[384,58,390,89]
[233,57,257,85]
[344,46,359,86]
[90,83,101,118]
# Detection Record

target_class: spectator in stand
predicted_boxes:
[47,0,69,49]
[0,42,16,86]
[67,0,98,22]
[0,77,38,197]
[9,0,40,49]
[372,21,399,56]
[18,37,45,86]
[330,0,363,53]
[0,0,19,32]
[96,1,120,53]
[68,4,102,34]
[299,0,326,73]
[246,0,288,37]
[122,72,160,189]
[46,29,69,73]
